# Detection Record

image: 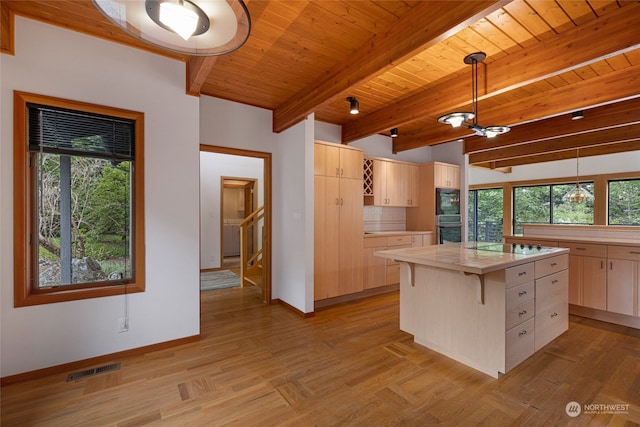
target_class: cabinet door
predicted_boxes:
[339,147,363,180]
[582,257,607,310]
[385,161,403,206]
[338,178,364,295]
[372,159,388,205]
[568,255,581,305]
[607,259,636,316]
[314,175,340,300]
[411,234,423,247]
[407,164,419,206]
[363,246,386,289]
[314,143,340,177]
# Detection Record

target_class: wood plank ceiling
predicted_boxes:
[2,0,639,168]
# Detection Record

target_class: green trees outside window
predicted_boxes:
[609,179,640,225]
[468,188,503,242]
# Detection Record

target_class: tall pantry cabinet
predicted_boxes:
[314,141,364,300]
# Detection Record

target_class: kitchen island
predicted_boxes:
[375,242,570,378]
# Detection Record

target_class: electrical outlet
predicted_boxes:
[118,317,129,333]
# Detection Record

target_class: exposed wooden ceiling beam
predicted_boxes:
[1,0,14,54]
[473,139,640,169]
[272,0,508,134]
[465,97,640,154]
[187,56,218,96]
[343,2,640,144]
[468,123,640,164]
[393,62,640,152]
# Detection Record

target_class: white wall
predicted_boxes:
[0,18,201,376]
[469,151,640,185]
[200,153,264,269]
[199,96,313,313]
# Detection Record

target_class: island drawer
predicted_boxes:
[535,301,568,351]
[535,270,568,310]
[505,263,534,288]
[387,235,412,247]
[505,318,535,372]
[506,299,535,331]
[535,254,568,279]
[506,281,534,309]
[565,242,607,258]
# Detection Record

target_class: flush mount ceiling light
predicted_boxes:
[438,52,510,138]
[564,148,593,203]
[390,128,398,138]
[92,0,251,56]
[347,97,359,115]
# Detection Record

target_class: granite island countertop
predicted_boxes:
[375,241,569,275]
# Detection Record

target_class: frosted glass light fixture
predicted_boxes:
[438,52,510,138]
[564,149,593,203]
[92,0,251,56]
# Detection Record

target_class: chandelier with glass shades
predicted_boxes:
[92,0,251,56]
[438,52,510,138]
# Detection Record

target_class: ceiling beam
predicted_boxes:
[468,123,640,164]
[473,139,640,169]
[465,97,640,154]
[186,56,218,96]
[1,0,14,54]
[342,2,640,144]
[393,62,640,152]
[272,0,508,134]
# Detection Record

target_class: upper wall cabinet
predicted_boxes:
[314,141,363,179]
[364,157,419,207]
[433,162,460,189]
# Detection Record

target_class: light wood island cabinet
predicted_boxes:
[505,228,640,328]
[314,141,364,301]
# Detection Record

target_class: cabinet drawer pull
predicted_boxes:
[519,330,527,336]
[336,168,340,176]
[629,251,640,255]
[518,271,527,277]
[552,279,558,284]
[551,312,558,318]
[518,310,527,316]
[576,247,586,251]
[551,262,557,267]
[518,290,527,297]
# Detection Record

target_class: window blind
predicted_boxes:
[27,103,135,161]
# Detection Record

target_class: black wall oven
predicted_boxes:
[436,214,462,244]
[436,188,460,215]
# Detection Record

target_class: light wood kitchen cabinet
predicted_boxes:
[314,140,362,179]
[365,158,419,207]
[606,245,640,317]
[363,233,432,289]
[314,142,364,301]
[534,255,569,352]
[566,242,607,310]
[433,162,460,189]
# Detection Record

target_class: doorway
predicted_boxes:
[199,145,272,304]
[221,178,257,270]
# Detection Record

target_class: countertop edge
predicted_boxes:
[375,246,569,275]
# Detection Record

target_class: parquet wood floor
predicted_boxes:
[1,288,639,426]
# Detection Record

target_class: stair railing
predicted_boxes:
[239,205,264,288]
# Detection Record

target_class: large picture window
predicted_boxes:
[513,183,594,234]
[468,188,503,242]
[14,92,145,306]
[609,179,640,225]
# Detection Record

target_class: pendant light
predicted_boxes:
[438,52,510,138]
[564,149,593,203]
[92,0,251,56]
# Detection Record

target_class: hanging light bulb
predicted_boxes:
[564,149,593,203]
[159,1,200,40]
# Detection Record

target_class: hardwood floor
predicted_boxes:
[2,288,639,426]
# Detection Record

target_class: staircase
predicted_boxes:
[239,205,265,291]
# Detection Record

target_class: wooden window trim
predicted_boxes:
[13,91,145,307]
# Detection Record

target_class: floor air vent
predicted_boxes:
[66,362,121,382]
